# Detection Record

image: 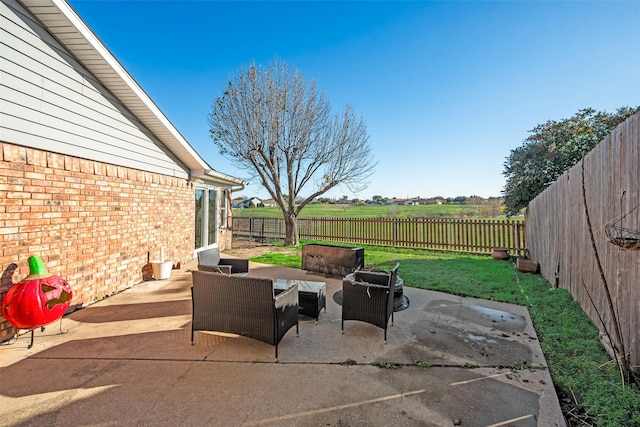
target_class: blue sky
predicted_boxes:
[68,0,640,201]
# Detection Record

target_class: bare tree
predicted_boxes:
[208,58,375,245]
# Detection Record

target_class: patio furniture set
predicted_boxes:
[191,248,399,360]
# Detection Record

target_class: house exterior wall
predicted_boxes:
[0,1,239,342]
[0,142,196,340]
[1,0,188,179]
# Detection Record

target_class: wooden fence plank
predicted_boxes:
[526,111,640,373]
[233,216,525,255]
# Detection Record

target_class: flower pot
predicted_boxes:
[491,248,510,261]
[151,260,173,280]
[517,258,539,273]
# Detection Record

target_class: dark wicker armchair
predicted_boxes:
[191,270,298,361]
[197,247,249,275]
[341,263,399,343]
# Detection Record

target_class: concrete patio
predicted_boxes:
[0,260,565,426]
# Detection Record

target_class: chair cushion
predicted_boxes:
[198,264,232,274]
[354,270,390,286]
[198,248,221,266]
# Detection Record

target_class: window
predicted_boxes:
[220,190,228,228]
[207,189,217,246]
[195,186,222,250]
[194,189,204,249]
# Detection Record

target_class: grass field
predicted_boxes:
[234,203,519,219]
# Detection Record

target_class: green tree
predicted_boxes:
[372,195,389,205]
[209,58,375,245]
[453,196,468,205]
[502,107,639,217]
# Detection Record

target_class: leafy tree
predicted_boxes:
[209,58,375,245]
[453,196,468,204]
[502,107,639,217]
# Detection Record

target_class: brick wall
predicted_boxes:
[0,142,196,339]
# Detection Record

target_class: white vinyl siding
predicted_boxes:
[0,0,189,179]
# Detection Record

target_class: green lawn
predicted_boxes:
[248,241,640,427]
[234,203,507,219]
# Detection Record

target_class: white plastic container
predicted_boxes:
[151,260,173,280]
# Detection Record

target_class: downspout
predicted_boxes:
[226,183,246,229]
[229,183,246,193]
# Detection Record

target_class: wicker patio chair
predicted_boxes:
[197,247,249,275]
[341,263,399,343]
[190,270,299,361]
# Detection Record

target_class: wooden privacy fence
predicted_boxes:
[232,216,525,255]
[525,111,640,372]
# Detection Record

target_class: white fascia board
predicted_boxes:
[192,168,247,189]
